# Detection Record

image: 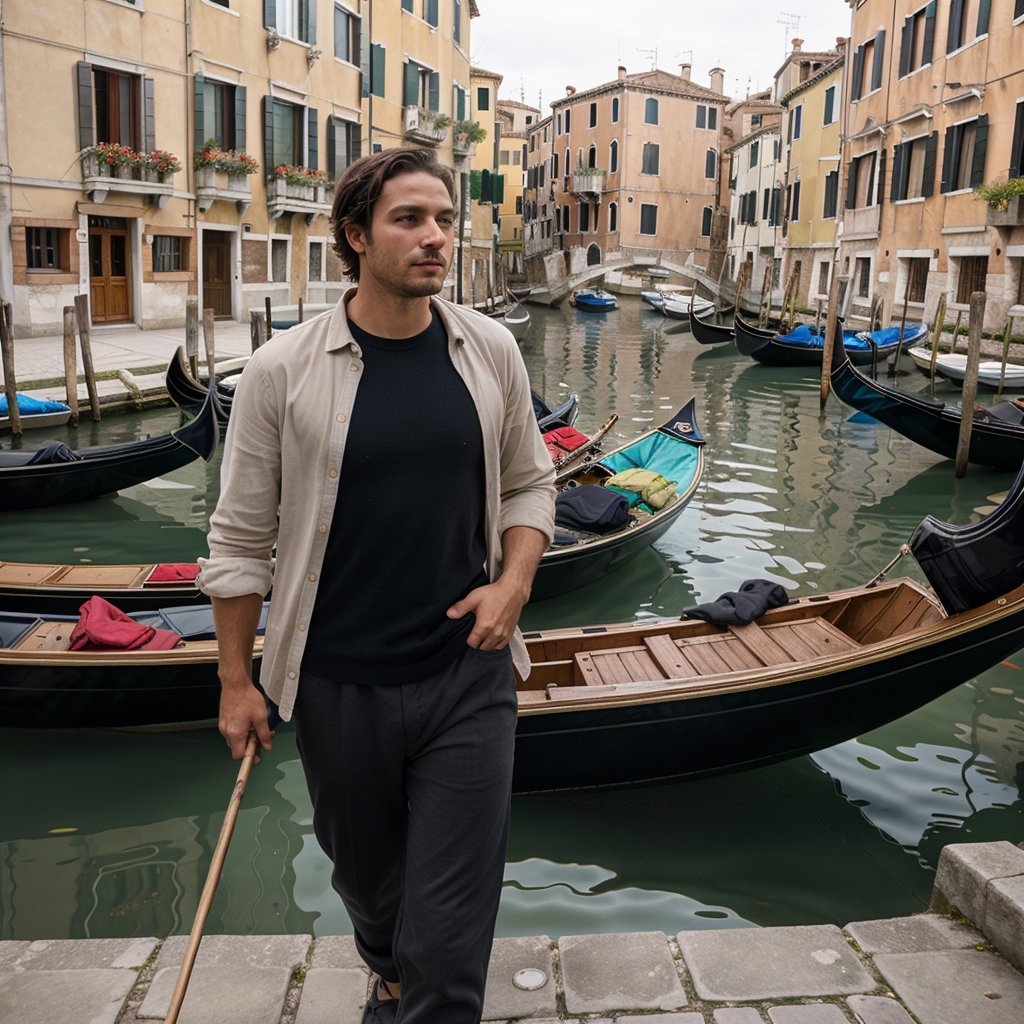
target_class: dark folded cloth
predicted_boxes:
[26,441,83,465]
[681,578,790,625]
[70,595,182,651]
[555,484,631,534]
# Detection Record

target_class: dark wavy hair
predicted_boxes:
[330,148,456,282]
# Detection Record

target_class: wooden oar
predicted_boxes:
[164,734,259,1024]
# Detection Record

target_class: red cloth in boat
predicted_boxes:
[70,595,182,651]
[542,425,589,462]
[145,562,201,583]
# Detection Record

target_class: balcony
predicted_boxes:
[403,106,449,146]
[571,170,605,197]
[80,150,174,209]
[195,165,252,214]
[985,196,1024,228]
[266,177,331,225]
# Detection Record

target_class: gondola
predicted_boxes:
[502,302,531,342]
[7,464,1024,797]
[661,293,716,322]
[168,346,578,436]
[0,384,218,513]
[737,312,929,367]
[690,303,736,345]
[829,327,1024,471]
[531,399,705,600]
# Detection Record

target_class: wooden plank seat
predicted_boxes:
[572,617,861,687]
[15,620,75,652]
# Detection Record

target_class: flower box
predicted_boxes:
[986,197,1024,227]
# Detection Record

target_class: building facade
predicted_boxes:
[1,0,479,337]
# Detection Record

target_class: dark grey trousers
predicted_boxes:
[293,645,517,1024]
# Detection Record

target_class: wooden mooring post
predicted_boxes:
[0,300,21,436]
[250,310,267,352]
[185,296,200,379]
[62,306,80,424]
[954,292,987,479]
[73,293,101,421]
[202,308,216,382]
[820,273,848,410]
[265,296,274,340]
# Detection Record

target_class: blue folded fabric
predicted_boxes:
[0,393,70,415]
[681,579,790,625]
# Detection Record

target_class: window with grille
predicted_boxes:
[152,236,184,273]
[956,255,988,303]
[26,227,68,271]
[639,203,658,235]
[905,257,929,302]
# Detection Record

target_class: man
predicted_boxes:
[199,146,556,1024]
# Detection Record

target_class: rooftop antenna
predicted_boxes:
[636,47,658,71]
[520,77,526,103]
[777,11,801,52]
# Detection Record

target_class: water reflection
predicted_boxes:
[1,298,1022,941]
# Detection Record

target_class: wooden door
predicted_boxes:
[202,232,233,318]
[89,222,132,323]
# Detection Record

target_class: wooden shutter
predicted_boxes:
[234,86,247,152]
[976,0,990,36]
[851,45,865,100]
[428,71,440,112]
[870,30,886,93]
[426,0,439,27]
[143,77,156,153]
[876,149,886,205]
[403,61,419,107]
[923,2,936,65]
[846,158,858,209]
[890,142,905,201]
[922,132,938,197]
[970,114,988,188]
[77,62,94,151]
[264,0,276,29]
[898,16,912,78]
[940,126,955,193]
[947,0,964,52]
[371,44,385,98]
[263,96,274,176]
[194,74,207,153]
[307,107,319,169]
[306,0,317,45]
[1009,104,1024,179]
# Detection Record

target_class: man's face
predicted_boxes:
[347,170,456,298]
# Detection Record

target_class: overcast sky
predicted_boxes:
[471,1,852,112]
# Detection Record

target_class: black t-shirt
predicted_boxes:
[301,309,488,685]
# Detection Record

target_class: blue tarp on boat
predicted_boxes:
[0,393,71,415]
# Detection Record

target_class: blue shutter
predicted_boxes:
[306,0,317,45]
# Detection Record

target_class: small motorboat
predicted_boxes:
[0,393,72,433]
[570,288,619,311]
[913,350,1024,390]
[661,294,716,322]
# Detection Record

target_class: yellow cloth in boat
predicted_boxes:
[604,468,677,510]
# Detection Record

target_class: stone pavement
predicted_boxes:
[1,841,1023,1024]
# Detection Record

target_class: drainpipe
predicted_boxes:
[0,24,15,312]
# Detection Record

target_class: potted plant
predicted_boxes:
[270,164,330,200]
[92,141,141,179]
[195,140,259,187]
[572,165,607,193]
[975,177,1024,226]
[143,149,182,183]
[453,119,486,155]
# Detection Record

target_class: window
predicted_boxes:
[477,86,490,111]
[454,84,467,121]
[701,206,712,236]
[195,77,246,152]
[515,195,523,214]
[947,0,990,53]
[152,235,184,273]
[696,104,717,129]
[1011,101,1024,178]
[609,139,618,174]
[586,144,596,169]
[453,0,462,44]
[791,179,801,220]
[751,113,762,128]
[579,203,590,233]
[333,5,360,64]
[789,104,802,141]
[564,109,570,133]
[641,142,660,175]
[92,66,144,150]
[609,202,618,232]
[309,241,324,281]
[847,151,878,208]
[905,257,929,302]
[899,2,936,77]
[404,61,439,110]
[611,97,619,123]
[268,99,305,167]
[644,98,659,125]
[705,148,716,179]
[941,116,988,192]
[762,187,771,220]
[823,170,839,217]
[855,256,872,297]
[639,203,658,235]
[589,102,597,128]
[328,116,361,178]
[823,85,837,125]
[956,255,988,303]
[424,0,438,28]
[818,261,830,295]
[851,30,886,99]
[749,141,759,168]
[369,43,385,97]
[26,227,69,271]
[891,132,938,200]
[271,239,289,282]
[499,151,509,165]
[268,0,316,44]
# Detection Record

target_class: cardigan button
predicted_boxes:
[336,413,346,423]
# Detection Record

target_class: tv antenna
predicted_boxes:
[777,11,801,50]
[636,47,658,71]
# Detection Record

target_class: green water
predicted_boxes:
[2,300,1022,941]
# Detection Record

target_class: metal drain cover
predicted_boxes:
[512,968,548,991]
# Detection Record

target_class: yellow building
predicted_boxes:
[496,100,539,278]
[1,0,477,337]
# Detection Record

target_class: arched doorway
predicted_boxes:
[586,243,601,266]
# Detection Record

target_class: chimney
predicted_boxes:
[679,63,691,81]
[617,65,627,81]
[709,67,725,94]
[791,37,804,51]
[835,36,847,54]
[565,85,576,96]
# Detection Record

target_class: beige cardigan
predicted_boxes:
[199,293,556,719]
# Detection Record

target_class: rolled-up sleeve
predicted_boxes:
[198,357,282,600]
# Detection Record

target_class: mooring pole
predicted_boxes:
[954,292,987,479]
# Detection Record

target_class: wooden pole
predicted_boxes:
[997,315,1014,396]
[0,301,21,437]
[758,262,773,327]
[949,309,964,354]
[73,293,101,421]
[820,272,848,409]
[265,296,274,339]
[297,297,304,323]
[250,310,266,352]
[931,293,947,352]
[185,296,200,380]
[202,309,216,382]
[814,299,823,335]
[715,256,727,313]
[62,306,80,425]
[954,292,987,479]
[163,737,258,1024]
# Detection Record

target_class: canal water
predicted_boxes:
[2,298,1023,942]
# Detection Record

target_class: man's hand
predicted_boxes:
[219,674,274,759]
[447,576,530,650]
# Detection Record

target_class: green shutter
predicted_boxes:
[976,0,990,36]
[852,45,865,99]
[846,159,858,209]
[971,114,988,188]
[428,71,440,112]
[194,75,206,153]
[264,0,275,28]
[426,0,439,27]
[480,169,492,203]
[403,61,420,107]
[947,0,964,53]
[870,30,885,92]
[77,62,94,151]
[359,21,370,98]
[307,107,319,168]
[494,174,505,204]
[306,0,317,45]
[263,96,274,177]
[923,3,936,64]
[327,117,337,178]
[235,85,247,152]
[898,17,912,78]
[470,169,482,199]
[371,44,385,98]
[940,126,955,193]
[143,76,156,153]
[890,142,905,201]
[1010,105,1024,178]
[922,132,938,197]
